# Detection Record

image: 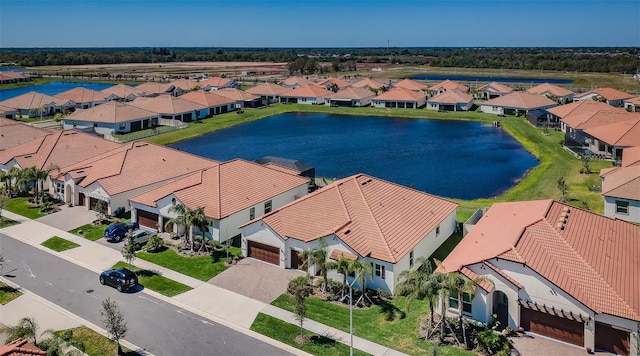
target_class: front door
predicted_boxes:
[290,249,303,270]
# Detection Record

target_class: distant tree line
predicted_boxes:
[0,47,638,73]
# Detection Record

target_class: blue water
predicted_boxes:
[0,82,115,101]
[170,113,538,200]
[409,74,572,84]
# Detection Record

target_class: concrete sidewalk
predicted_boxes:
[1,209,408,356]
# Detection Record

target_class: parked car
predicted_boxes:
[104,222,139,242]
[124,229,157,247]
[99,268,138,292]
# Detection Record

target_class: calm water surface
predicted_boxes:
[0,82,115,101]
[170,113,538,200]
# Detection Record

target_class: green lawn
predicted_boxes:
[55,326,135,356]
[4,197,46,219]
[251,313,371,356]
[0,282,22,305]
[41,236,80,252]
[110,261,192,297]
[0,218,19,228]
[69,223,107,241]
[136,247,241,281]
[271,295,473,356]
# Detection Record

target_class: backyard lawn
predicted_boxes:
[110,261,192,297]
[41,236,80,252]
[251,313,371,356]
[55,326,135,356]
[4,197,46,219]
[136,246,241,281]
[0,282,22,305]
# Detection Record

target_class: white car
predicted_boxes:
[124,229,157,246]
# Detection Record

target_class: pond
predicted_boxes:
[170,113,538,200]
[0,81,116,101]
[409,74,573,84]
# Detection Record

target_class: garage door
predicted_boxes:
[137,210,159,230]
[248,241,279,265]
[520,307,584,346]
[596,322,630,355]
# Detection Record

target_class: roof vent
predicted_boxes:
[24,155,32,158]
[556,222,565,230]
[344,229,351,235]
[360,178,373,186]
[76,170,85,174]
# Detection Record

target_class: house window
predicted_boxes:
[264,200,272,214]
[374,263,385,279]
[615,200,629,215]
[436,225,440,236]
[93,123,98,127]
[55,181,64,195]
[409,250,414,267]
[449,292,472,314]
[250,207,255,220]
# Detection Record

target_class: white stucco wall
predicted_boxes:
[481,105,505,115]
[241,220,287,267]
[603,196,640,223]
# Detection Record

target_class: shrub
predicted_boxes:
[144,235,165,253]
[476,329,511,355]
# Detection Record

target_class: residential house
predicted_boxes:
[214,88,263,108]
[62,101,160,135]
[169,79,201,93]
[101,84,143,102]
[0,117,51,150]
[548,100,624,125]
[180,91,237,116]
[477,82,513,100]
[56,87,110,109]
[0,338,46,356]
[394,78,429,92]
[128,95,207,122]
[427,79,469,96]
[129,158,310,242]
[0,91,75,118]
[327,86,375,107]
[582,117,640,159]
[245,83,290,104]
[280,85,333,105]
[52,142,216,215]
[351,78,387,92]
[371,88,426,109]
[0,71,32,84]
[241,174,458,293]
[527,83,574,104]
[199,77,239,91]
[621,145,640,167]
[281,76,315,89]
[254,156,315,186]
[0,104,17,120]
[315,77,352,91]
[135,82,177,97]
[439,199,640,356]
[574,87,634,107]
[426,89,473,111]
[480,92,557,116]
[525,109,552,127]
[600,163,640,223]
[624,96,640,112]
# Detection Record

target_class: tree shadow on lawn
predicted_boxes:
[135,269,162,278]
[372,294,406,321]
[309,334,337,346]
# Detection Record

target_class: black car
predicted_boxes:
[104,222,139,242]
[99,268,138,292]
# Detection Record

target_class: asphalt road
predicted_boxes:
[1,235,292,356]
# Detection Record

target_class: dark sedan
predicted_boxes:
[99,267,138,292]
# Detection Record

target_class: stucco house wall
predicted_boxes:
[481,104,504,115]
[603,196,640,223]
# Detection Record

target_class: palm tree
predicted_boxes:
[34,167,49,204]
[350,259,373,306]
[395,258,443,331]
[0,316,40,345]
[299,238,330,292]
[443,272,492,348]
[191,207,210,252]
[326,254,352,298]
[18,167,37,200]
[6,166,21,196]
[167,203,208,252]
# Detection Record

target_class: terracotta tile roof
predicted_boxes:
[351,78,387,90]
[0,118,52,150]
[0,104,17,114]
[625,96,640,106]
[1,129,121,170]
[169,79,200,91]
[622,146,640,167]
[245,83,290,96]
[58,141,216,195]
[281,85,333,99]
[55,87,108,104]
[394,78,428,91]
[584,118,640,147]
[373,87,426,102]
[460,266,494,292]
[281,76,314,87]
[130,158,308,219]
[128,95,206,114]
[179,91,236,107]
[479,82,513,95]
[427,79,469,93]
[0,338,47,356]
[483,260,523,289]
[527,83,574,97]
[547,100,623,119]
[441,199,640,322]
[101,84,142,99]
[316,77,352,89]
[427,89,473,104]
[214,88,259,102]
[575,87,634,101]
[262,162,301,176]
[134,82,175,95]
[199,77,234,88]
[329,249,358,261]
[0,91,73,110]
[483,91,557,110]
[562,111,640,130]
[600,165,640,200]
[254,174,457,264]
[329,86,376,100]
[65,101,158,124]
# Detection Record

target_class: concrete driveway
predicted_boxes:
[209,258,303,303]
[35,205,97,231]
[511,333,613,356]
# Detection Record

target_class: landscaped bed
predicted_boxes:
[41,236,80,252]
[110,261,192,297]
[55,326,135,356]
[0,282,22,305]
[136,246,241,281]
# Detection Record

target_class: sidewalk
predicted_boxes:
[1,209,408,356]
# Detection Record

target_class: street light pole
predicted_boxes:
[349,281,353,356]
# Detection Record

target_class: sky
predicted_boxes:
[1,0,639,48]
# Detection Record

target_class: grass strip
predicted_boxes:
[110,261,192,297]
[136,246,240,281]
[55,326,135,356]
[41,236,80,252]
[0,282,22,305]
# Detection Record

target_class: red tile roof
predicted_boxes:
[101,84,142,99]
[214,88,259,102]
[427,89,473,104]
[622,146,640,167]
[316,77,352,89]
[527,83,574,97]
[180,91,236,107]
[281,76,314,87]
[169,79,200,91]
[562,111,639,130]
[245,83,290,96]
[584,118,640,147]
[128,95,206,114]
[0,91,72,110]
[281,85,333,98]
[254,174,457,264]
[0,338,46,356]
[575,87,634,101]
[601,165,640,200]
[441,199,640,322]
[55,87,108,104]
[329,86,376,100]
[65,101,158,124]
[199,77,234,88]
[0,118,52,150]
[479,82,513,95]
[329,249,358,261]
[427,79,469,93]
[547,100,624,119]
[130,159,309,219]
[373,87,426,102]
[394,78,428,91]
[483,92,557,110]
[351,78,387,90]
[134,82,175,95]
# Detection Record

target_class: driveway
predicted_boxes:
[511,333,613,356]
[35,205,97,231]
[209,258,303,303]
